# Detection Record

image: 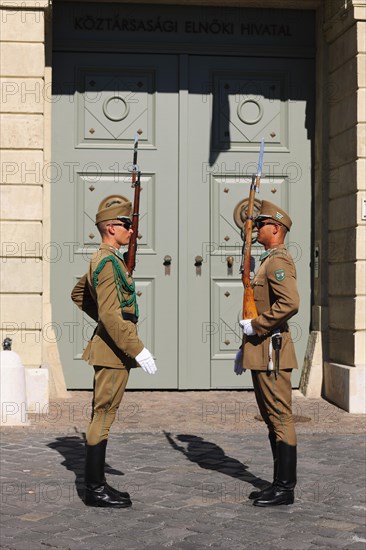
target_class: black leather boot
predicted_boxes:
[253,441,296,507]
[91,440,131,499]
[249,432,277,500]
[84,440,132,508]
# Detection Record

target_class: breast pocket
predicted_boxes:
[253,277,265,302]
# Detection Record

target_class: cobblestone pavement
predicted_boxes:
[1,391,365,550]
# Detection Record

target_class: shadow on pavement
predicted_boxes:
[47,435,124,501]
[164,432,269,491]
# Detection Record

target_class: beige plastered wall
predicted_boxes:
[0,0,365,410]
[320,0,366,413]
[0,0,69,398]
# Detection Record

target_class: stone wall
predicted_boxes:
[0,1,50,366]
[322,1,366,413]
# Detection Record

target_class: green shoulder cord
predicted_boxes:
[93,255,139,319]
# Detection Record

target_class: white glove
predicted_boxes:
[234,349,245,375]
[136,347,157,375]
[239,319,257,337]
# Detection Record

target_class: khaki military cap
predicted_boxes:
[95,195,132,225]
[256,200,292,231]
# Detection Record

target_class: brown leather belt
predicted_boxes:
[122,312,138,324]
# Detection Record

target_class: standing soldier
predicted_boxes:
[71,195,157,508]
[235,200,299,507]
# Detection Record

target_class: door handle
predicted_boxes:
[226,256,234,268]
[163,255,172,276]
[195,255,203,276]
[226,255,235,275]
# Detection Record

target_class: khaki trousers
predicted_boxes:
[86,366,129,446]
[251,369,297,446]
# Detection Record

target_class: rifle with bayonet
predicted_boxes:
[125,129,142,275]
[241,138,265,320]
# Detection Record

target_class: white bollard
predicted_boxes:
[0,338,29,426]
[25,367,49,415]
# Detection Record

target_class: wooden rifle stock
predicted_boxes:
[242,139,264,319]
[242,175,258,319]
[125,130,142,274]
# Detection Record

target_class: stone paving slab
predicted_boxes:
[0,391,365,549]
[0,431,365,549]
[1,390,365,436]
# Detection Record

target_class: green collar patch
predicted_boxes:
[260,248,277,262]
[275,269,285,281]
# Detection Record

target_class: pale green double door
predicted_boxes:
[52,52,313,389]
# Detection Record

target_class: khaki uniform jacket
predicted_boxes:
[243,244,299,371]
[71,244,144,369]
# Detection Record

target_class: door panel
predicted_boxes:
[212,72,288,150]
[185,55,313,388]
[77,69,156,148]
[52,53,179,388]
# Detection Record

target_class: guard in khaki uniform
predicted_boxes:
[71,195,157,508]
[235,200,299,507]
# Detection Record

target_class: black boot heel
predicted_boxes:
[253,442,296,507]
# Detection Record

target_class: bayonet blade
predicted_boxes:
[255,138,265,193]
[257,138,265,178]
[132,129,143,170]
